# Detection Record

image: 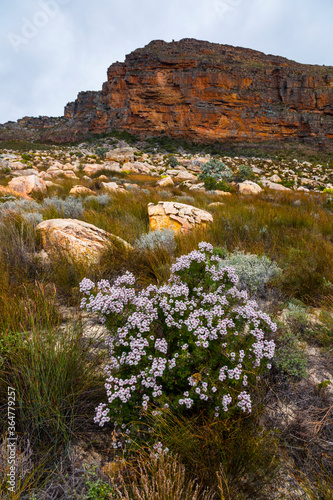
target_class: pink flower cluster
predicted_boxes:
[80,243,276,428]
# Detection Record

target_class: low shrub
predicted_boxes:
[236,165,255,182]
[273,329,307,379]
[135,229,176,254]
[168,155,179,167]
[80,243,276,433]
[42,196,84,219]
[203,176,231,192]
[198,159,232,182]
[218,250,281,296]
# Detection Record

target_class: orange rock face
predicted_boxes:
[65,39,333,147]
[1,39,332,147]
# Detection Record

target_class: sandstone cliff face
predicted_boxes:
[1,39,333,146]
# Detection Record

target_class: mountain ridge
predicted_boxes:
[1,38,333,148]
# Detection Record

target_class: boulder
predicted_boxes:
[69,185,95,195]
[175,171,197,182]
[214,190,232,196]
[238,181,262,195]
[8,175,47,196]
[10,169,39,177]
[262,180,291,191]
[106,148,135,163]
[104,161,122,173]
[36,219,131,263]
[148,201,213,233]
[8,161,26,170]
[121,162,139,173]
[269,174,282,183]
[189,182,205,191]
[208,202,225,209]
[0,185,33,200]
[83,164,104,176]
[156,176,174,188]
[101,181,126,193]
[132,161,152,174]
[63,171,79,179]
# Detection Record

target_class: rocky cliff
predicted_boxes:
[1,39,333,146]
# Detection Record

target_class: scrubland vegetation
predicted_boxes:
[0,136,332,499]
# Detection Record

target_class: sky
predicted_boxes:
[0,0,332,123]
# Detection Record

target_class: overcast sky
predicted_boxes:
[1,0,332,123]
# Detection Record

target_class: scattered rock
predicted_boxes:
[262,181,291,191]
[36,218,131,263]
[83,164,104,176]
[175,171,197,182]
[0,185,33,200]
[238,181,262,195]
[208,202,225,209]
[103,161,121,173]
[189,182,205,191]
[69,185,95,195]
[101,182,126,193]
[156,176,174,188]
[8,175,47,196]
[270,174,282,183]
[10,169,39,177]
[106,147,135,163]
[214,190,232,196]
[148,201,213,233]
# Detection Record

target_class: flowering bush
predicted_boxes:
[80,243,276,429]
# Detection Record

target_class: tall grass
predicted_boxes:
[145,409,280,499]
[0,324,106,454]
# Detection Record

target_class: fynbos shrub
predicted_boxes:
[43,196,84,219]
[80,243,276,431]
[219,251,281,296]
[198,159,232,182]
[135,229,176,254]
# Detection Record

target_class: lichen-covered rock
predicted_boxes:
[238,181,263,195]
[36,218,131,263]
[8,175,47,196]
[148,201,213,233]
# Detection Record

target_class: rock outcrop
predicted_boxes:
[36,219,131,263]
[1,39,332,148]
[148,201,213,233]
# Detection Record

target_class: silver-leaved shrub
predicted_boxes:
[219,251,281,296]
[135,229,176,254]
[80,243,276,430]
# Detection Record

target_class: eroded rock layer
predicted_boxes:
[1,39,332,146]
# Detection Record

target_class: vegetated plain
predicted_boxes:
[0,133,332,499]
